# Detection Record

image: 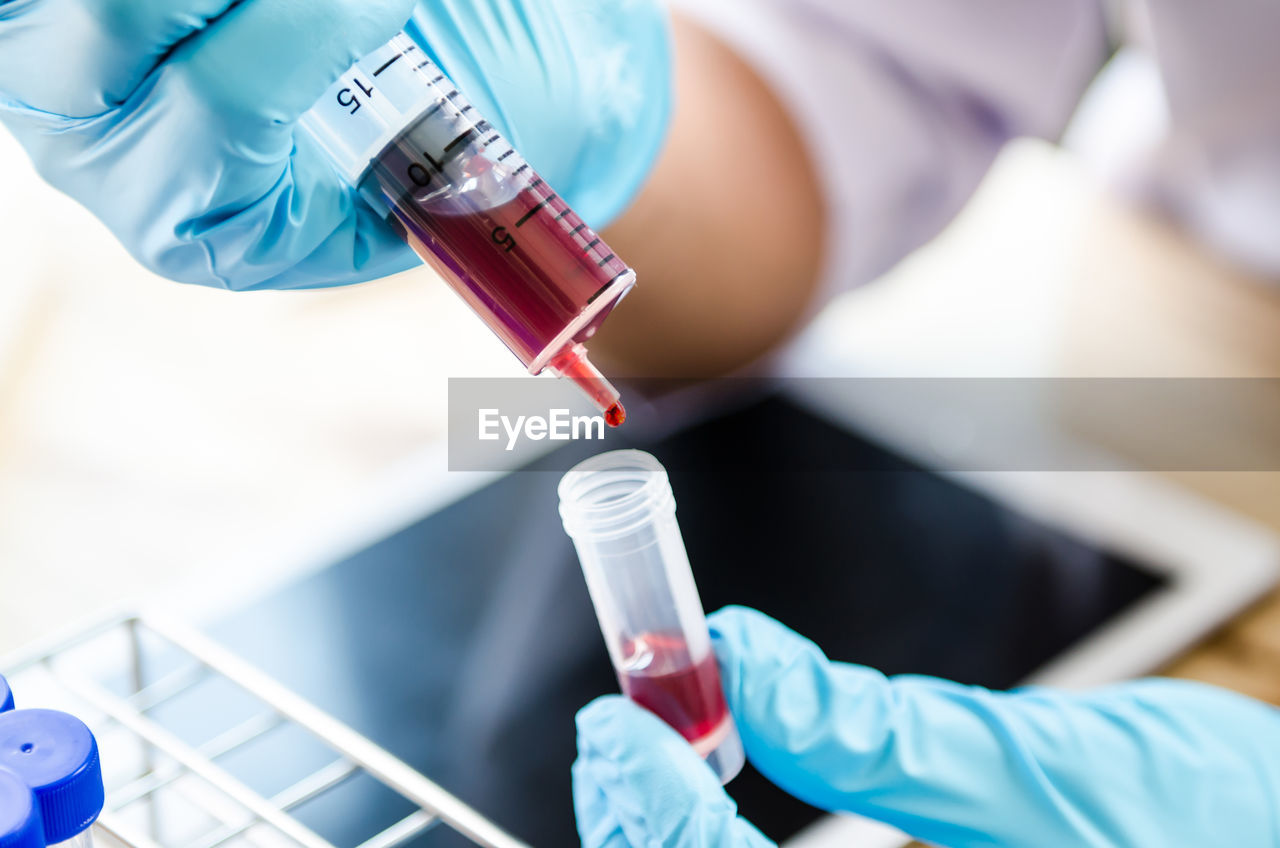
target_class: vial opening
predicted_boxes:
[558,450,675,540]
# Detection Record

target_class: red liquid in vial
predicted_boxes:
[365,117,633,371]
[619,632,729,744]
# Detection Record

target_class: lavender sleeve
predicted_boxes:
[664,0,1109,301]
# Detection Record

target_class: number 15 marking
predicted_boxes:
[337,77,375,115]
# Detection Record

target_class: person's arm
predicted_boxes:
[596,15,826,378]
[597,1,1111,377]
[0,0,1107,376]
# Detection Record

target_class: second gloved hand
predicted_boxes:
[0,0,670,291]
[574,606,1280,847]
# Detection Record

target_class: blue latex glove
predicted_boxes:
[0,1,670,290]
[575,606,1280,847]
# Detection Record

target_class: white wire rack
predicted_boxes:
[2,613,529,848]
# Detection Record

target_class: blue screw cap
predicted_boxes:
[0,677,12,714]
[0,767,43,848]
[0,711,103,843]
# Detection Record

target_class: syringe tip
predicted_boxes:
[605,403,626,428]
[549,343,625,427]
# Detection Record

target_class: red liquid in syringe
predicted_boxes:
[619,632,729,744]
[365,114,634,381]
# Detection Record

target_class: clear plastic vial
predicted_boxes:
[0,711,103,848]
[559,450,745,784]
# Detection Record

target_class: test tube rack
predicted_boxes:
[2,613,529,848]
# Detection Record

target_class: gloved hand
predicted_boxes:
[574,606,1280,847]
[0,0,670,290]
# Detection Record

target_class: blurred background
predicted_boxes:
[0,124,527,651]
[1,33,1279,700]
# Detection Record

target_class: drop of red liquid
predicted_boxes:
[605,403,627,428]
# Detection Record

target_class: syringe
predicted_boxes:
[302,33,635,425]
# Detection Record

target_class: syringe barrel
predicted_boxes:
[301,34,635,378]
[301,34,449,189]
[559,450,745,784]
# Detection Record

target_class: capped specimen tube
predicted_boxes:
[559,450,744,784]
[0,711,103,848]
[0,767,44,848]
